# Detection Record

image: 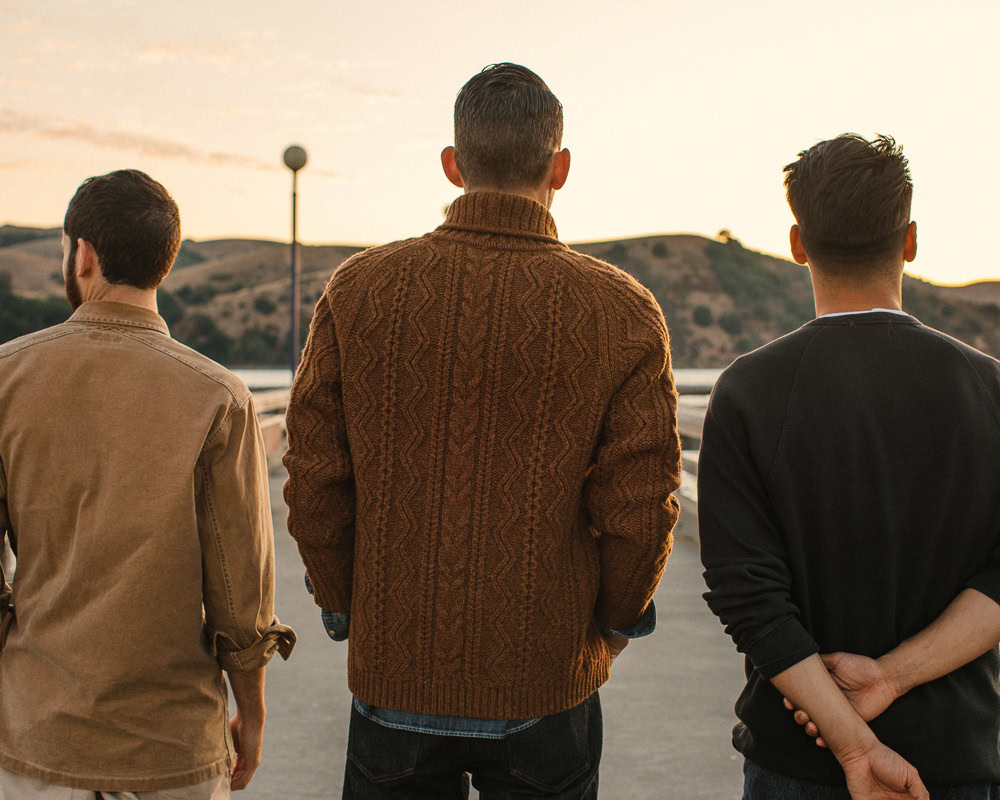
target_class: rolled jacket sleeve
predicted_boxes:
[698,378,818,679]
[197,395,296,672]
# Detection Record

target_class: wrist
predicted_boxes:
[828,723,880,766]
[876,651,912,699]
[236,705,266,725]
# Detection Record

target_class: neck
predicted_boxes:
[810,271,903,318]
[464,184,552,209]
[86,284,159,313]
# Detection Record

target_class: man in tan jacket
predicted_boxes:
[284,63,681,798]
[0,169,294,798]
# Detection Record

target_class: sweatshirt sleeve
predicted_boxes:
[698,377,818,678]
[584,301,681,632]
[283,293,356,614]
[965,544,1000,607]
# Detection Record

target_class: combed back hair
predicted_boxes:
[454,63,563,190]
[63,169,181,290]
[783,134,912,266]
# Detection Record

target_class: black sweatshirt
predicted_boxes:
[699,311,1000,786]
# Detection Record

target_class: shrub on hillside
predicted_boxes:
[693,305,714,327]
[606,243,628,263]
[719,311,744,335]
[704,242,785,306]
[651,241,670,259]
[253,296,277,315]
[158,289,185,327]
[232,329,281,366]
[175,284,218,306]
[174,314,233,363]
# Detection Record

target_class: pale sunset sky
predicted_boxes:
[1,0,997,285]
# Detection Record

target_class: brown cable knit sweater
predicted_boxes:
[283,191,681,718]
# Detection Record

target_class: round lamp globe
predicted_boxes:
[283,145,308,172]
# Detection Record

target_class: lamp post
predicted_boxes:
[283,144,308,376]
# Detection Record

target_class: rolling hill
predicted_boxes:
[2,224,998,368]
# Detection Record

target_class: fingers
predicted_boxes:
[230,754,246,791]
[230,753,260,791]
[906,768,929,800]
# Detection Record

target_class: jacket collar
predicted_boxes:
[438,192,561,244]
[69,300,170,336]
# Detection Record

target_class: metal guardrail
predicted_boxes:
[253,390,290,463]
[677,397,707,441]
[253,389,292,415]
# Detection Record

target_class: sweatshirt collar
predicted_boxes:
[69,300,170,336]
[809,309,918,326]
[438,192,561,243]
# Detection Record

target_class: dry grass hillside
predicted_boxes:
[3,224,998,368]
[938,281,1000,307]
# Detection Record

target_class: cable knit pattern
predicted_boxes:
[284,191,682,718]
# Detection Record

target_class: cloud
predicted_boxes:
[0,109,346,177]
[136,32,278,73]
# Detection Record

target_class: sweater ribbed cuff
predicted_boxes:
[744,616,819,679]
[298,545,353,613]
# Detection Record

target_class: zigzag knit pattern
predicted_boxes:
[284,191,682,719]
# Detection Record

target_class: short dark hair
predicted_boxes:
[784,134,912,265]
[63,169,181,290]
[454,63,563,190]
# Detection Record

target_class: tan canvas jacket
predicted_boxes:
[0,300,294,792]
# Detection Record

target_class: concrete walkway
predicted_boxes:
[243,469,746,799]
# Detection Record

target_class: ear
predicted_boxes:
[902,221,917,263]
[789,225,809,265]
[76,238,98,279]
[441,146,464,188]
[550,148,571,191]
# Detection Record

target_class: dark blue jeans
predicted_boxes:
[744,759,1000,800]
[342,693,602,799]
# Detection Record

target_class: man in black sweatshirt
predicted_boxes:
[700,134,1000,800]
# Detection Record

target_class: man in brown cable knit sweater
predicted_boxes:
[284,63,681,799]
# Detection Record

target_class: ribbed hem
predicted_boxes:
[298,545,352,613]
[440,192,560,243]
[349,663,610,720]
[0,751,229,793]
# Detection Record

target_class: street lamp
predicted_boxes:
[283,144,308,376]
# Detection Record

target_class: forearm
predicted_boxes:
[771,654,877,763]
[880,588,1000,695]
[226,666,266,721]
